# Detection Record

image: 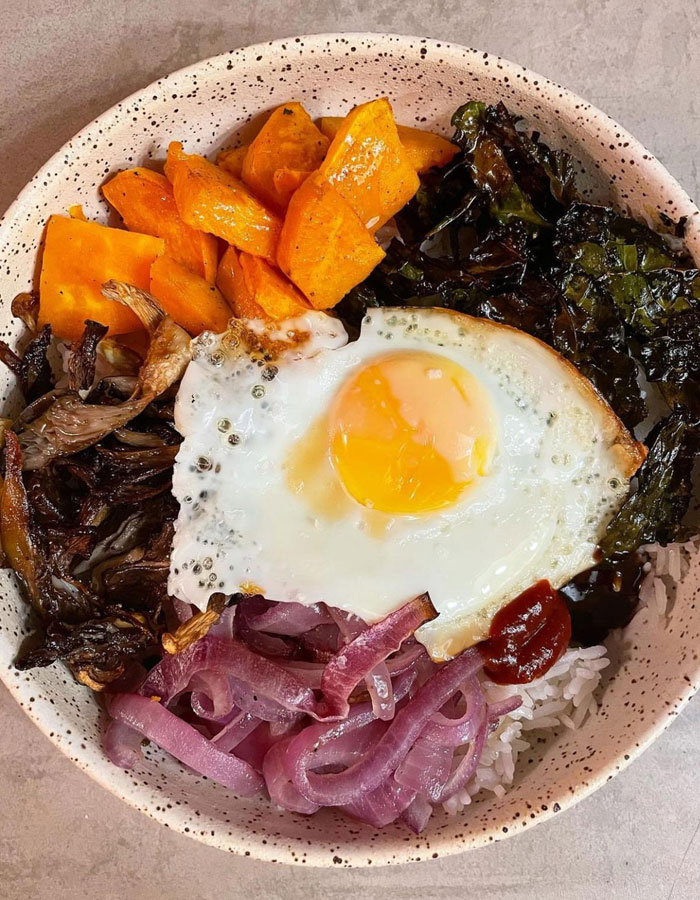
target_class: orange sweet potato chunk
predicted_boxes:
[216,246,265,318]
[217,145,249,179]
[319,116,459,173]
[272,168,312,207]
[241,253,310,319]
[319,98,420,230]
[217,247,310,320]
[150,255,232,335]
[242,103,329,211]
[277,173,385,310]
[165,142,281,261]
[102,167,218,282]
[39,215,165,339]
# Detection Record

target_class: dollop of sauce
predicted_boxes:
[481,580,572,684]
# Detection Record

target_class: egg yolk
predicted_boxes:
[329,351,497,515]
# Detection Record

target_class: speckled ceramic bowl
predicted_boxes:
[0,33,698,867]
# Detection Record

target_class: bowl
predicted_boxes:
[0,33,698,868]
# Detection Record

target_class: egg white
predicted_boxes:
[169,307,644,660]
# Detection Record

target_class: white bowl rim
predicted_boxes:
[0,31,698,867]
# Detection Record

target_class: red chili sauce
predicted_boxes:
[481,580,572,684]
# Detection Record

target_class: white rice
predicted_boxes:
[637,536,700,618]
[443,644,609,814]
[444,537,700,814]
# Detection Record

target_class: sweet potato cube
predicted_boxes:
[239,252,310,319]
[272,168,312,207]
[165,142,281,261]
[216,145,250,179]
[241,102,329,211]
[216,246,265,318]
[277,173,385,309]
[102,167,219,282]
[319,98,420,230]
[319,116,459,173]
[150,255,231,335]
[39,215,164,339]
[217,247,310,320]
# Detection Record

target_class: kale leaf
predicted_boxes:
[640,309,700,414]
[600,269,700,337]
[601,412,700,556]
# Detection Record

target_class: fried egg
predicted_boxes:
[169,307,645,660]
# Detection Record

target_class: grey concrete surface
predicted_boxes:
[0,1,699,897]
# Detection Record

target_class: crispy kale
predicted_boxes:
[640,309,700,414]
[601,413,700,556]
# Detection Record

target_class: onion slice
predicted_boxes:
[228,674,303,723]
[104,719,143,769]
[188,671,235,721]
[289,646,481,806]
[139,636,317,716]
[263,738,321,815]
[211,711,262,752]
[234,598,296,658]
[421,676,484,747]
[245,598,332,635]
[320,593,437,719]
[394,737,454,800]
[487,695,523,723]
[108,693,264,796]
[401,794,434,834]
[433,701,488,803]
[331,609,396,721]
[341,779,416,828]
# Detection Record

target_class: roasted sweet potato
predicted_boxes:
[319,116,459,173]
[39,216,164,339]
[216,246,264,318]
[150,255,232,335]
[165,142,281,261]
[272,168,311,204]
[242,252,309,319]
[102,167,219,282]
[217,145,249,179]
[241,103,329,211]
[319,98,420,230]
[277,173,385,309]
[217,247,309,320]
